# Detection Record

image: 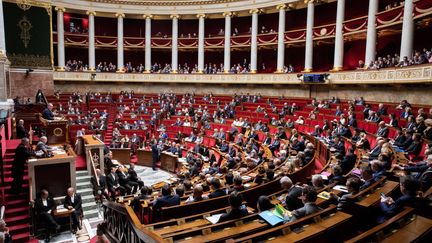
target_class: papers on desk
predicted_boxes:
[317,191,331,200]
[52,150,66,155]
[56,205,68,213]
[333,185,349,193]
[28,159,37,162]
[351,168,361,177]
[241,175,251,181]
[320,171,331,180]
[206,214,223,224]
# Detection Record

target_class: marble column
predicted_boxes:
[171,14,180,73]
[197,14,205,73]
[87,11,96,71]
[250,9,259,73]
[365,0,378,66]
[116,13,125,72]
[0,0,6,57]
[400,0,414,61]
[223,12,232,73]
[144,14,153,73]
[333,0,345,71]
[56,7,66,70]
[304,0,315,72]
[276,4,286,73]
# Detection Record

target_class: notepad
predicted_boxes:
[206,214,223,224]
[317,191,331,200]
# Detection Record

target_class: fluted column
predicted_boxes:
[250,9,259,73]
[400,0,414,61]
[0,0,6,57]
[197,14,205,73]
[171,14,180,73]
[87,11,96,71]
[223,12,232,73]
[56,7,66,70]
[144,14,153,73]
[116,13,125,72]
[276,4,286,73]
[304,1,315,72]
[333,0,345,71]
[365,0,378,66]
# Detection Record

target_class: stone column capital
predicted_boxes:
[222,11,234,17]
[170,14,180,19]
[115,13,125,18]
[276,4,286,10]
[86,10,96,16]
[55,6,66,12]
[196,13,206,19]
[143,14,153,19]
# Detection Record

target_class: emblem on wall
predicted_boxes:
[53,128,63,136]
[18,16,32,48]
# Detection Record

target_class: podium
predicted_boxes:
[38,115,69,144]
[28,146,76,200]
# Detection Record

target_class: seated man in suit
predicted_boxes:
[360,165,378,191]
[92,169,109,199]
[128,163,144,190]
[42,103,56,120]
[269,136,281,156]
[218,191,249,223]
[208,178,227,199]
[152,184,181,214]
[34,189,59,240]
[288,186,322,222]
[331,177,361,211]
[379,175,418,223]
[35,136,53,156]
[116,165,139,194]
[63,187,83,232]
[106,166,127,197]
[376,121,389,138]
[279,176,303,211]
[340,148,357,175]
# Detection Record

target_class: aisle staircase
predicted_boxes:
[103,105,115,147]
[1,140,35,243]
[75,170,100,220]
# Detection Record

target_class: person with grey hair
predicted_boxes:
[311,174,325,190]
[42,103,55,120]
[11,138,33,194]
[36,136,52,155]
[0,219,12,243]
[279,176,303,211]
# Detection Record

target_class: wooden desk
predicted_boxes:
[155,219,209,236]
[82,135,105,175]
[53,208,74,232]
[28,146,76,200]
[160,152,178,173]
[137,149,153,167]
[111,148,131,164]
[356,181,399,207]
[381,216,432,243]
[270,224,326,243]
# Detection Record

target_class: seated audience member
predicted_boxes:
[405,133,423,159]
[63,187,83,232]
[376,121,389,138]
[288,186,322,222]
[185,185,205,203]
[208,178,227,198]
[331,177,362,211]
[0,219,12,243]
[106,166,127,197]
[34,189,59,240]
[328,165,346,185]
[16,119,30,139]
[36,136,52,155]
[218,191,248,223]
[393,154,432,191]
[153,184,181,213]
[379,175,419,222]
[131,186,152,211]
[311,174,325,190]
[42,103,56,120]
[279,176,303,211]
[359,165,377,191]
[257,195,274,212]
[371,159,386,180]
[340,148,357,175]
[128,163,144,190]
[116,165,139,194]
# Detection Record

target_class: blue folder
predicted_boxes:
[259,210,284,226]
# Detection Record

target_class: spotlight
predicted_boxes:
[25,68,34,77]
[91,73,96,81]
[323,73,331,81]
[297,73,304,81]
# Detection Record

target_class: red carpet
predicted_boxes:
[76,155,87,170]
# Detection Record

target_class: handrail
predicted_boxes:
[102,200,165,243]
[88,150,100,186]
[0,205,4,219]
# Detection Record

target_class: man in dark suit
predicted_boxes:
[376,121,389,138]
[331,177,361,211]
[227,143,237,158]
[340,148,357,175]
[11,138,33,194]
[42,103,55,120]
[269,136,281,155]
[151,140,159,171]
[116,165,139,194]
[35,189,59,241]
[279,176,303,211]
[218,191,248,223]
[63,187,83,232]
[36,136,52,155]
[263,133,272,145]
[219,140,229,153]
[16,119,30,139]
[92,169,109,199]
[289,186,322,222]
[128,163,144,190]
[152,184,181,214]
[208,178,227,199]
[106,166,126,197]
[360,165,378,191]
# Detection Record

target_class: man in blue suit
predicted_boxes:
[152,184,181,216]
[42,103,55,120]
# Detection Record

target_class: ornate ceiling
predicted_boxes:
[88,0,246,6]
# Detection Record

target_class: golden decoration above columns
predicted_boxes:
[222,11,234,17]
[249,9,262,14]
[86,10,96,16]
[196,13,206,19]
[54,6,66,12]
[304,0,319,4]
[276,4,286,10]
[143,14,153,19]
[170,14,181,19]
[115,12,125,18]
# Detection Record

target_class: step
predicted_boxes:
[76,181,92,190]
[82,202,98,211]
[76,175,91,183]
[4,198,28,206]
[81,194,96,204]
[84,209,100,220]
[11,232,31,242]
[8,224,30,235]
[77,187,94,195]
[5,214,29,226]
[5,206,29,218]
[76,170,90,176]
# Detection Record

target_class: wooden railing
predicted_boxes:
[102,201,165,243]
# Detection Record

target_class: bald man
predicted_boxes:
[63,187,82,232]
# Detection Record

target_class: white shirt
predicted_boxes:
[42,199,48,207]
